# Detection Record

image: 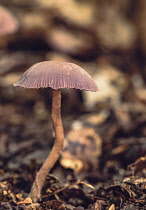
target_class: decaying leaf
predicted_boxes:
[61,127,102,173]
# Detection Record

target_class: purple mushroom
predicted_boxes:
[0,5,19,36]
[14,61,98,202]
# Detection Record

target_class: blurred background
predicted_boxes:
[0,0,146,207]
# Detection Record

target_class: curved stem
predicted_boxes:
[30,89,64,203]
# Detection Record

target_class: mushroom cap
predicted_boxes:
[14,61,98,92]
[0,5,19,36]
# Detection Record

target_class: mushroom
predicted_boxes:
[0,5,19,36]
[13,61,98,202]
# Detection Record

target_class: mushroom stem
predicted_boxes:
[30,89,64,203]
